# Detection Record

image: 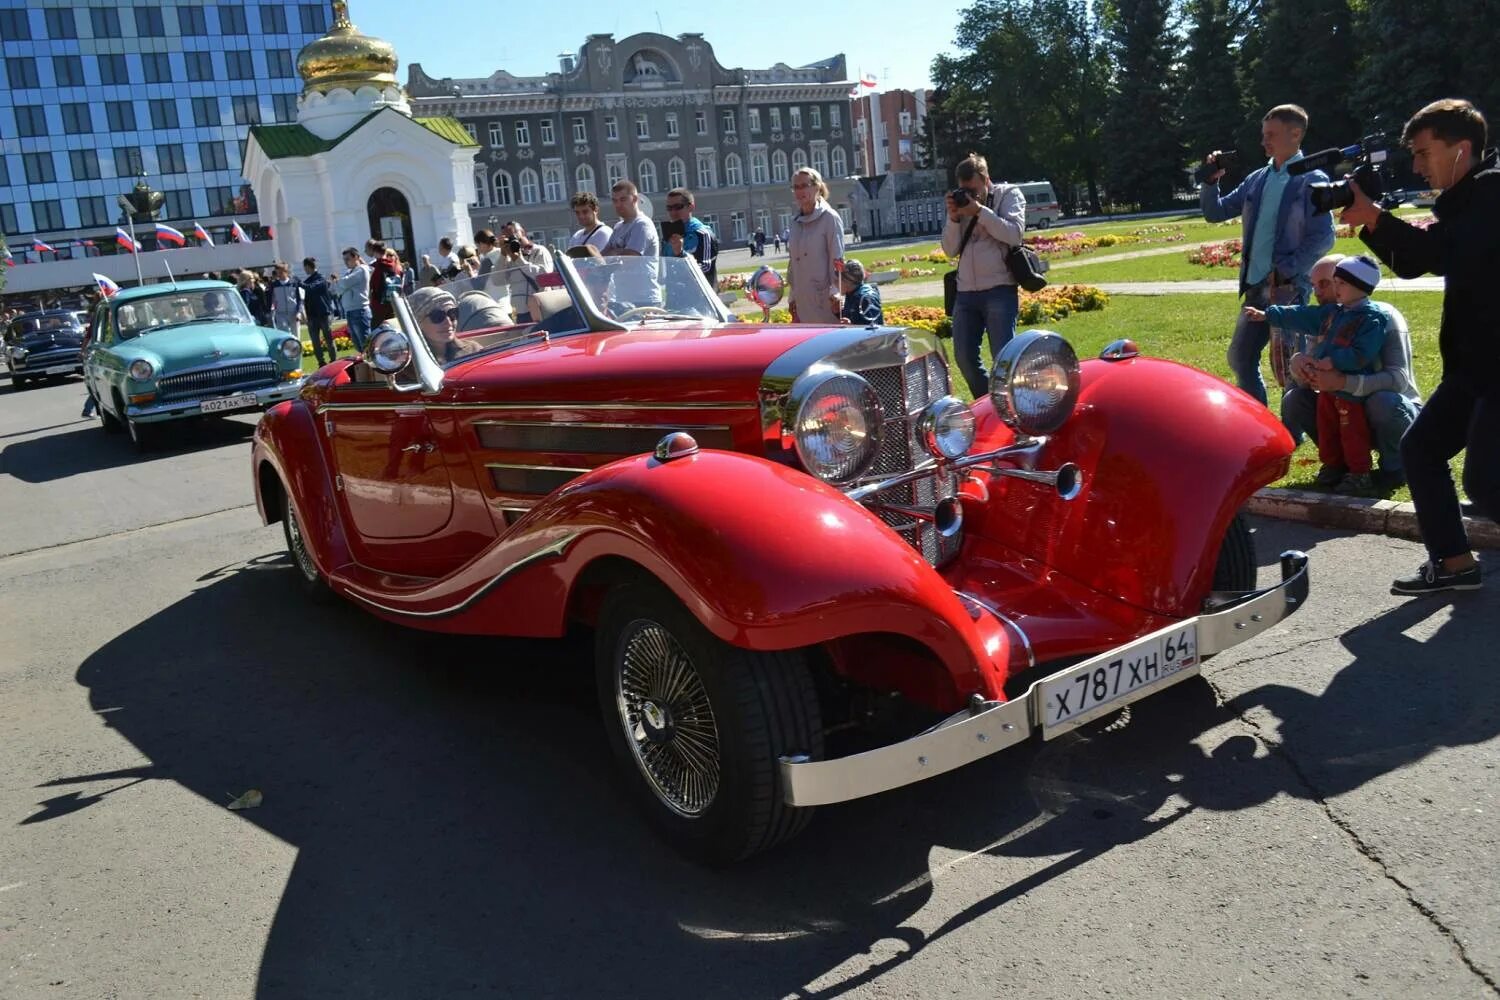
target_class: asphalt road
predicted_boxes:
[2,374,1497,1000]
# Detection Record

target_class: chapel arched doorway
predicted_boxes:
[367,187,414,262]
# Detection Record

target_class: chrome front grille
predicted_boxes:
[157,360,278,400]
[21,349,80,367]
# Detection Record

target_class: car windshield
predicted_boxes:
[8,314,79,339]
[395,255,727,369]
[115,288,252,340]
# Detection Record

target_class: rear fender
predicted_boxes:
[968,356,1292,616]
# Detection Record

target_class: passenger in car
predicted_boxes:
[407,287,477,363]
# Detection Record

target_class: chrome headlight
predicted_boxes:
[279,337,303,361]
[918,395,976,459]
[990,331,1080,435]
[366,326,412,375]
[128,359,155,381]
[11,348,26,361]
[791,369,883,483]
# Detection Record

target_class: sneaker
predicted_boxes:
[1372,468,1406,491]
[1391,561,1483,596]
[1314,464,1347,488]
[1335,472,1374,494]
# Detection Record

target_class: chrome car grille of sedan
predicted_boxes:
[157,359,278,401]
[19,349,81,367]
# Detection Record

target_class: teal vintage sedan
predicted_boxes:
[84,280,308,450]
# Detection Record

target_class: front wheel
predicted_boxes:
[595,581,823,864]
[1211,513,1257,593]
[126,415,158,452]
[282,489,334,603]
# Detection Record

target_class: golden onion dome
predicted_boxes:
[296,2,400,96]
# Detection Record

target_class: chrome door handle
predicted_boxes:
[400,441,435,453]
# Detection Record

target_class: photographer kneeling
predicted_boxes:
[1341,98,1500,594]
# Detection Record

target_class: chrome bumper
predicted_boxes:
[127,378,306,423]
[779,550,1310,807]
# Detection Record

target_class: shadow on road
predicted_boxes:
[42,536,1498,998]
[0,419,256,483]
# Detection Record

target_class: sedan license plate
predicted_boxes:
[201,392,259,414]
[46,365,76,375]
[1039,623,1199,738]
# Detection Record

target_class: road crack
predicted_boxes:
[0,504,255,566]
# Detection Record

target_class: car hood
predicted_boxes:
[450,321,851,404]
[13,330,84,351]
[126,323,282,371]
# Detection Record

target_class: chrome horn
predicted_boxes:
[984,462,1084,501]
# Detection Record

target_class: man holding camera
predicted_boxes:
[1201,104,1337,406]
[941,152,1028,399]
[498,221,554,323]
[1341,98,1499,594]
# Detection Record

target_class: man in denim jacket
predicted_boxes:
[1201,104,1336,405]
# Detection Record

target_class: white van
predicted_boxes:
[1013,181,1062,229]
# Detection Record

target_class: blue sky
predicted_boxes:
[349,0,959,93]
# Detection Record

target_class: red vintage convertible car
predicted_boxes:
[251,255,1308,863]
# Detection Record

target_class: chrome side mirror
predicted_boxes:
[366,325,412,375]
[747,265,785,308]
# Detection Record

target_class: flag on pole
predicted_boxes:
[848,85,860,98]
[155,223,186,246]
[115,227,141,253]
[859,72,877,88]
[230,221,250,243]
[3,247,14,267]
[263,226,275,239]
[33,238,56,253]
[192,222,214,246]
[93,273,121,297]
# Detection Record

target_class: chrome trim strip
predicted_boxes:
[955,591,1037,670]
[474,420,734,430]
[485,462,594,474]
[778,551,1309,807]
[473,420,734,454]
[342,533,581,619]
[316,401,757,413]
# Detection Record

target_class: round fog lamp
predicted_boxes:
[128,359,155,381]
[918,395,976,459]
[990,331,1081,435]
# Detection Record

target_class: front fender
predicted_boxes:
[252,399,351,577]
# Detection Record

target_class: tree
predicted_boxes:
[1100,0,1184,208]
[1238,0,1360,152]
[1180,0,1246,164]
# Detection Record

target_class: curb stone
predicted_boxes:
[1247,487,1499,549]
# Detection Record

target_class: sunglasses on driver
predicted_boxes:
[427,307,459,324]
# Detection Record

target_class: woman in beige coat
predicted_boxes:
[786,167,846,324]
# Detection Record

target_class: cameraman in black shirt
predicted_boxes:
[1342,99,1500,594]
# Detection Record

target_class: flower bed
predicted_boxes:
[1025,231,1145,257]
[1018,284,1110,324]
[1187,238,1243,268]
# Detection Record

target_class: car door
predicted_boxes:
[84,305,119,413]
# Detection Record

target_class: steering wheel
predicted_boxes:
[613,305,671,322]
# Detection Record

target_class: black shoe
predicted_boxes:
[1460,500,1482,519]
[1391,561,1483,596]
[1371,468,1406,491]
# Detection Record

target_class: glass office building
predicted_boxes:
[0,1,328,258]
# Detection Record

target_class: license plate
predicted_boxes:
[46,365,76,375]
[1038,623,1199,737]
[200,392,259,414]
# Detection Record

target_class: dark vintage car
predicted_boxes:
[251,257,1310,863]
[4,309,86,388]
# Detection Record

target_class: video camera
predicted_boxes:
[1288,134,1394,213]
[1194,149,1239,184]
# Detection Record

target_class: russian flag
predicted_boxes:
[115,227,141,253]
[859,73,877,88]
[230,221,250,243]
[192,222,214,246]
[93,272,120,298]
[4,247,14,267]
[155,223,186,246]
[33,238,56,253]
[263,225,275,239]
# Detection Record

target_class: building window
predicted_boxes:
[721,109,736,134]
[571,117,587,144]
[575,163,595,195]
[831,147,847,177]
[771,150,788,183]
[812,146,828,174]
[24,153,57,185]
[769,107,781,131]
[790,107,802,130]
[748,108,761,133]
[91,7,120,37]
[470,167,489,208]
[226,50,254,80]
[637,159,657,194]
[899,111,912,136]
[667,157,686,190]
[810,106,822,130]
[219,4,248,33]
[539,119,555,145]
[191,96,220,127]
[199,141,229,172]
[635,114,649,140]
[463,122,476,141]
[162,189,193,220]
[756,209,770,235]
[542,163,565,202]
[6,57,38,90]
[696,152,716,189]
[514,121,530,146]
[695,111,707,135]
[15,106,48,138]
[298,4,325,33]
[155,144,186,174]
[750,150,768,185]
[272,93,297,122]
[33,200,66,231]
[260,3,288,32]
[205,185,235,215]
[150,99,180,129]
[831,105,842,128]
[79,196,111,228]
[114,147,145,178]
[665,112,679,138]
[45,8,76,39]
[135,7,166,36]
[185,50,213,81]
[779,210,792,233]
[792,149,808,174]
[232,96,261,125]
[730,211,745,241]
[142,52,173,84]
[62,103,92,134]
[54,55,85,87]
[0,204,17,235]
[266,49,293,78]
[518,168,539,204]
[723,153,742,187]
[488,122,503,147]
[493,170,514,206]
[179,5,208,34]
[100,54,132,85]
[605,116,619,141]
[606,157,627,187]
[0,10,32,40]
[71,149,102,181]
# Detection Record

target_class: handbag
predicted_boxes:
[1007,243,1049,293]
[943,217,978,317]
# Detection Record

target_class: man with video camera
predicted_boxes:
[1341,98,1499,595]
[1201,104,1337,406]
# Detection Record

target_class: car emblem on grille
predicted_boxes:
[204,349,226,360]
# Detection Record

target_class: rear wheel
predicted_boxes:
[282,489,334,603]
[1211,513,1257,593]
[12,374,29,389]
[595,581,822,864]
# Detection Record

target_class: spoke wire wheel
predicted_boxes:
[614,619,721,817]
[285,497,318,585]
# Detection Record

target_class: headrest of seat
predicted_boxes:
[531,288,573,321]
